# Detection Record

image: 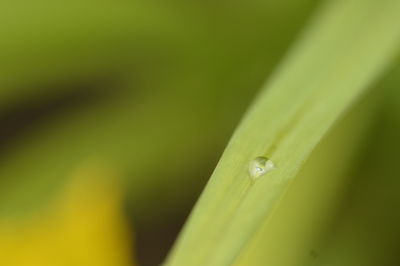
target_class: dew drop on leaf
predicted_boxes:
[248,156,275,180]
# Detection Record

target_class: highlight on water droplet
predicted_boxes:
[249,156,275,180]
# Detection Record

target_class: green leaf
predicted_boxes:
[310,65,400,266]
[165,0,400,265]
[234,84,385,266]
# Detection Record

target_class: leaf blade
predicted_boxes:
[165,0,400,265]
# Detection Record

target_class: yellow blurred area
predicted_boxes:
[0,164,134,266]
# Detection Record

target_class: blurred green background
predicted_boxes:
[1,0,399,265]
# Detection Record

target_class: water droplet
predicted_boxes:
[249,156,275,180]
